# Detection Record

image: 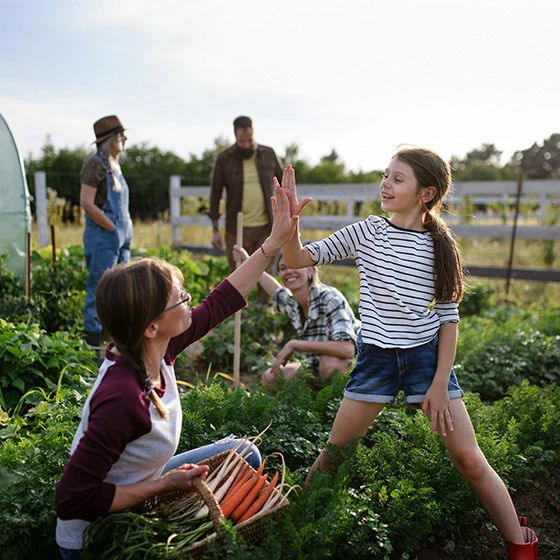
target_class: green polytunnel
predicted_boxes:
[0,113,32,285]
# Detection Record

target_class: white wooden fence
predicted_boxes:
[169,177,560,248]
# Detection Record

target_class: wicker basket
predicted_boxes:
[144,451,290,558]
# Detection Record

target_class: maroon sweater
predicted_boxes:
[55,280,245,528]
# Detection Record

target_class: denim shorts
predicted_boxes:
[161,435,261,473]
[343,333,464,404]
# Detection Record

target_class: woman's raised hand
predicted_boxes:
[226,186,297,298]
[273,165,312,218]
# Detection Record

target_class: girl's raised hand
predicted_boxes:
[274,164,312,218]
[269,182,300,248]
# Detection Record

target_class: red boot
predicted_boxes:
[507,517,538,560]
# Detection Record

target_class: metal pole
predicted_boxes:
[34,171,49,248]
[233,212,243,387]
[505,174,523,295]
[169,175,182,249]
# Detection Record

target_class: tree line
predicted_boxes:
[24,133,560,221]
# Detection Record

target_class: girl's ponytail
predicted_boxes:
[423,211,463,303]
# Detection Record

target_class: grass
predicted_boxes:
[39,221,560,306]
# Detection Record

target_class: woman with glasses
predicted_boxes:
[55,186,303,559]
[80,115,133,351]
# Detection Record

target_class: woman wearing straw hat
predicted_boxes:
[80,115,133,350]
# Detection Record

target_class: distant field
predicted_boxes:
[37,221,560,306]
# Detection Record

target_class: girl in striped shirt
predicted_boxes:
[277,147,537,559]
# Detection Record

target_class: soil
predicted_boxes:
[176,358,560,559]
[415,467,560,559]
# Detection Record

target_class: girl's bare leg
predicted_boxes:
[440,399,524,543]
[307,398,385,484]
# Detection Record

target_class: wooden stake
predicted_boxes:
[233,212,243,387]
[51,225,57,276]
[25,232,31,297]
[505,174,523,295]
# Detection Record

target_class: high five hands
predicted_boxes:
[273,165,313,219]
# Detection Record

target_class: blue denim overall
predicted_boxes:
[83,155,133,334]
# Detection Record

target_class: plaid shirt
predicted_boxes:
[273,284,360,361]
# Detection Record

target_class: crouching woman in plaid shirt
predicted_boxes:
[233,246,360,392]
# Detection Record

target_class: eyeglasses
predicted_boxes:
[163,288,191,312]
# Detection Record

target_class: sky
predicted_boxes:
[1,0,559,172]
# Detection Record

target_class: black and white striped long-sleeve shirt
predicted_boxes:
[306,216,459,349]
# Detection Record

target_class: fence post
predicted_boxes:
[346,197,355,219]
[540,192,547,224]
[34,171,49,248]
[169,175,182,249]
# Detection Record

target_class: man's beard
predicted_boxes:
[236,145,255,159]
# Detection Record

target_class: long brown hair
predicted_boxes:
[395,146,463,303]
[96,258,184,419]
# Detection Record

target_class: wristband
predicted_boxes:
[260,244,276,260]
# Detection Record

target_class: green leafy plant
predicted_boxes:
[0,246,87,333]
[456,311,560,400]
[0,319,96,414]
[1,372,559,559]
[460,282,497,316]
[0,382,90,560]
[144,247,229,305]
[1,243,560,559]
[0,252,22,298]
[201,304,295,374]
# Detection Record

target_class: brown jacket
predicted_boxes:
[208,143,283,235]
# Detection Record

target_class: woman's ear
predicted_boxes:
[421,186,437,203]
[306,266,315,284]
[144,323,158,339]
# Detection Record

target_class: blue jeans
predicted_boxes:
[58,547,81,560]
[162,435,261,473]
[344,333,464,404]
[83,220,132,333]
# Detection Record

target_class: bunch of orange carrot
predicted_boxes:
[195,439,288,526]
[219,460,279,524]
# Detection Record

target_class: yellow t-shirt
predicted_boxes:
[242,155,268,227]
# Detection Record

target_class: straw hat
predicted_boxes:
[92,115,125,144]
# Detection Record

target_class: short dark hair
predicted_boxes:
[233,116,253,132]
